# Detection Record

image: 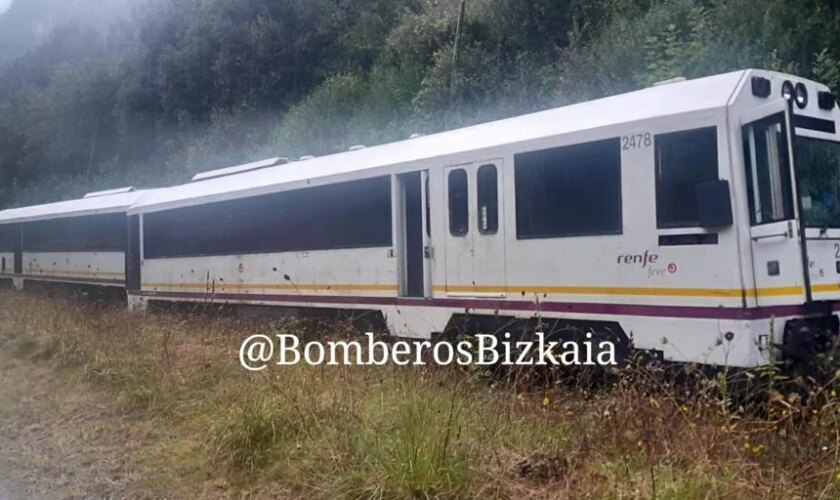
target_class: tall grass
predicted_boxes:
[1,288,840,498]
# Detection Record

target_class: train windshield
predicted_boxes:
[797,137,840,228]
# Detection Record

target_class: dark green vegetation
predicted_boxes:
[1,0,839,207]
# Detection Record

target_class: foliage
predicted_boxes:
[0,0,840,207]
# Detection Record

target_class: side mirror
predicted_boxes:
[696,179,733,228]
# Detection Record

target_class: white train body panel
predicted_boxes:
[141,248,398,297]
[22,251,125,286]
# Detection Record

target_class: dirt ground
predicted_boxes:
[0,351,135,498]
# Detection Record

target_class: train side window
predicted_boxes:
[655,127,719,228]
[144,176,393,259]
[1,257,5,272]
[743,114,794,225]
[448,169,469,236]
[477,164,498,234]
[0,224,18,253]
[514,137,622,238]
[22,214,125,252]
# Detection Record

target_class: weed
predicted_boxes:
[1,288,840,498]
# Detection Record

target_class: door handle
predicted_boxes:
[752,221,794,241]
[752,231,790,241]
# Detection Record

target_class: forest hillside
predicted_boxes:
[0,0,839,206]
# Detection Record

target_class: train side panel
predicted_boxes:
[140,248,397,301]
[22,251,125,286]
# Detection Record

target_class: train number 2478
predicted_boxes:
[621,132,652,150]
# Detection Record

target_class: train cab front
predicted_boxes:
[789,96,840,371]
[741,71,840,373]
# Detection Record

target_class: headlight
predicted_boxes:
[782,80,795,102]
[794,82,808,109]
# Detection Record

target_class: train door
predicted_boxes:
[742,102,809,305]
[13,224,21,274]
[125,215,141,291]
[443,160,506,297]
[397,171,430,298]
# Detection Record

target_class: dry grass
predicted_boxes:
[0,287,839,498]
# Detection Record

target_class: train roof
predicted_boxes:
[129,69,751,214]
[0,189,148,224]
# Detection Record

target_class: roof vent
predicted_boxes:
[652,76,687,87]
[349,144,366,151]
[409,133,425,139]
[299,155,316,161]
[83,187,136,198]
[191,157,288,182]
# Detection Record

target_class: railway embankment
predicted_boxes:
[0,289,838,498]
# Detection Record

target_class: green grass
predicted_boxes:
[1,288,840,498]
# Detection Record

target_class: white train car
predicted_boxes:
[126,69,840,369]
[0,223,18,282]
[0,188,146,289]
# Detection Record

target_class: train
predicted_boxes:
[2,68,840,369]
[0,187,147,289]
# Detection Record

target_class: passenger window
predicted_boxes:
[144,176,393,259]
[743,114,794,225]
[23,214,125,252]
[1,257,5,272]
[655,127,719,228]
[448,169,469,236]
[477,164,498,234]
[514,137,622,238]
[0,224,16,253]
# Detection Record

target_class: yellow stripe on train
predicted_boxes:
[137,282,825,299]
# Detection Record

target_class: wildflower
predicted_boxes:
[516,394,524,402]
[542,395,550,407]
[637,440,644,448]
[831,390,837,398]
[744,442,751,450]
[835,471,840,483]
